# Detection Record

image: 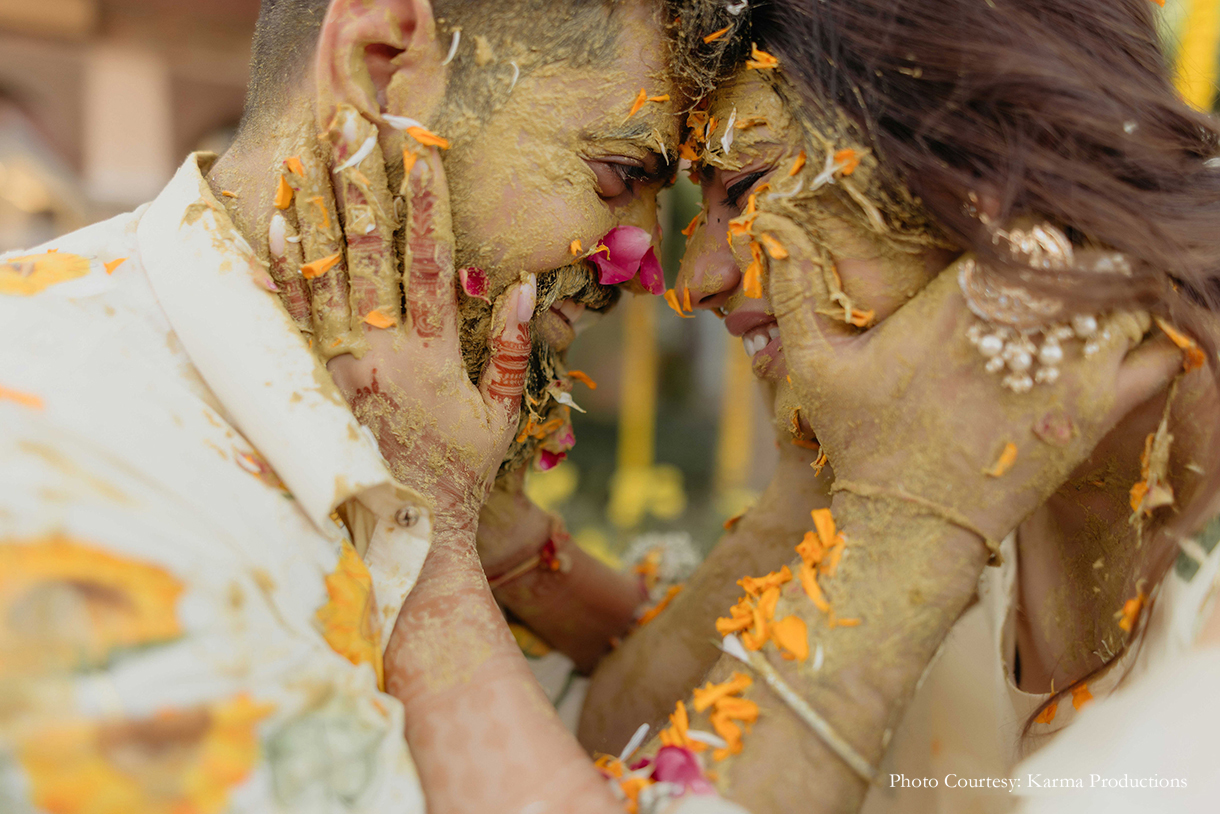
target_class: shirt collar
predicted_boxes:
[137,153,427,533]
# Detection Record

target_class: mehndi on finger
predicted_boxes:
[284,150,364,358]
[327,105,402,330]
[268,210,312,333]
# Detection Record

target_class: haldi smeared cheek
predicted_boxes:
[17,694,274,814]
[0,535,185,677]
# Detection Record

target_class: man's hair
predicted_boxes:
[241,0,622,133]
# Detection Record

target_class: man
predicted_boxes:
[0,1,677,811]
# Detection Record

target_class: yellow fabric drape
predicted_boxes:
[1175,0,1220,110]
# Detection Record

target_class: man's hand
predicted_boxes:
[269,106,536,526]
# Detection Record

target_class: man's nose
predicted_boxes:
[678,219,741,310]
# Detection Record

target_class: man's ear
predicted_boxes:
[316,0,447,127]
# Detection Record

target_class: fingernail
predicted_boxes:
[517,274,537,322]
[269,213,287,258]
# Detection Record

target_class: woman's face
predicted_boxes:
[678,71,952,390]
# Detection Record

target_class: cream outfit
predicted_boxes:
[0,154,430,813]
[863,520,1220,813]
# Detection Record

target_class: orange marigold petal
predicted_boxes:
[1034,700,1058,724]
[567,369,598,389]
[770,615,809,661]
[1071,683,1094,710]
[811,508,837,548]
[682,212,701,238]
[834,149,861,175]
[284,155,306,176]
[570,239,582,255]
[363,309,396,329]
[1153,317,1206,373]
[103,258,127,275]
[745,44,779,70]
[799,562,831,613]
[301,253,342,279]
[742,242,764,298]
[758,232,789,260]
[637,584,683,626]
[664,289,685,317]
[627,88,648,118]
[274,175,294,210]
[402,148,419,175]
[984,442,1019,478]
[789,151,807,176]
[703,26,731,43]
[406,126,450,149]
[847,308,876,328]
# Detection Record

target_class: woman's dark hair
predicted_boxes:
[667,0,1220,732]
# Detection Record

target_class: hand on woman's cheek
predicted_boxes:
[802,198,950,323]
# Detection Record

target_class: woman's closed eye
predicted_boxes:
[723,169,770,209]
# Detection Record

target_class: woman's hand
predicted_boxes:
[760,210,1182,546]
[268,106,536,528]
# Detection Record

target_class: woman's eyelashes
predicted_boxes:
[722,169,771,208]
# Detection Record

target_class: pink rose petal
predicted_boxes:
[537,449,567,471]
[651,746,715,795]
[588,225,665,293]
[600,225,652,266]
[638,247,665,295]
[590,251,637,286]
[459,267,490,302]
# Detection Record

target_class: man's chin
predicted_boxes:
[459,261,619,477]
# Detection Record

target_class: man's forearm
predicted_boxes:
[579,448,831,754]
[384,520,621,813]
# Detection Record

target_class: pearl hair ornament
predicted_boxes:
[957,220,1124,393]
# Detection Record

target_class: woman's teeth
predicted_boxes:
[743,324,781,358]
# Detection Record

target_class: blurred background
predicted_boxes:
[0,0,1215,567]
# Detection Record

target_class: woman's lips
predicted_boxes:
[724,309,783,369]
[743,323,781,360]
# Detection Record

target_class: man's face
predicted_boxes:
[432,0,679,472]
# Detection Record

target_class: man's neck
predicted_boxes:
[205,106,318,262]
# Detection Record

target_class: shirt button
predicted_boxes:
[395,506,422,528]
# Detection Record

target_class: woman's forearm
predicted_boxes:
[686,492,988,814]
[384,518,620,814]
[579,447,831,754]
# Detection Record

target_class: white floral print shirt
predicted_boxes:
[0,154,430,814]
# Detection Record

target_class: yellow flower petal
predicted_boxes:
[1,535,184,676]
[317,540,384,689]
[1,251,91,296]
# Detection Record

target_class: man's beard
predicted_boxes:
[458,263,620,475]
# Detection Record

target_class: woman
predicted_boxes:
[583,0,1219,810]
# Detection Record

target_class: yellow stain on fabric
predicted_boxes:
[1175,0,1220,110]
[19,694,274,814]
[0,251,91,296]
[316,539,384,689]
[0,534,185,676]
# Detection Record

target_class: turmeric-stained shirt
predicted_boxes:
[0,153,430,814]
